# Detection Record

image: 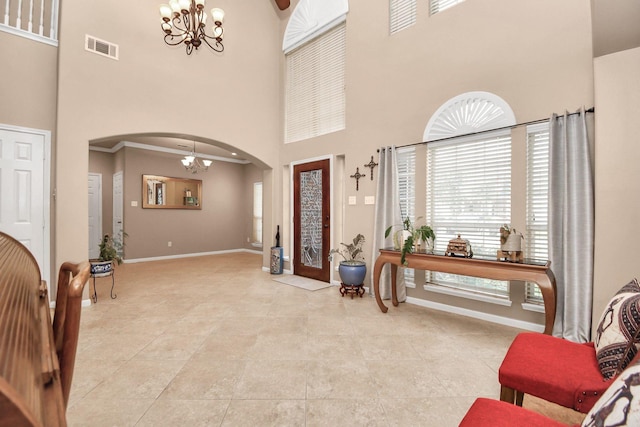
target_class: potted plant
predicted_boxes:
[385,217,435,265]
[90,232,127,276]
[328,233,366,285]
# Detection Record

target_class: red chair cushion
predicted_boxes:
[459,398,577,427]
[499,332,609,413]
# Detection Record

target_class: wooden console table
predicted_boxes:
[372,249,557,335]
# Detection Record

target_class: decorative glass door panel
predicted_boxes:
[293,159,330,282]
[300,170,323,268]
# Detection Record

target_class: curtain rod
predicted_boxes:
[377,107,594,152]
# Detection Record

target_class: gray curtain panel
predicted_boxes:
[549,108,595,342]
[371,146,406,301]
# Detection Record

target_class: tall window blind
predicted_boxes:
[285,23,346,144]
[253,182,263,244]
[397,146,416,283]
[426,132,511,297]
[525,123,550,303]
[390,0,416,34]
[429,0,465,16]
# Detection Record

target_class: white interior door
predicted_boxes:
[113,171,123,244]
[0,127,49,280]
[88,173,102,259]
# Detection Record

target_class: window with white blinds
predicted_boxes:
[397,146,416,283]
[525,123,550,304]
[253,182,263,244]
[426,132,511,297]
[429,0,465,16]
[285,23,346,144]
[390,0,416,34]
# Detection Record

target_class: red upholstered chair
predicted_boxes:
[459,398,577,427]
[498,332,609,413]
[499,279,640,414]
[460,354,640,426]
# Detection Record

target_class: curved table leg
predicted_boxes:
[373,257,388,313]
[91,276,98,302]
[391,264,399,307]
[110,271,117,299]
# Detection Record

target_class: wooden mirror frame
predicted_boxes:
[142,174,202,209]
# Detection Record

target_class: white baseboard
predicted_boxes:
[405,296,545,333]
[124,248,261,264]
[50,299,93,308]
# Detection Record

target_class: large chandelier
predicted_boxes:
[159,0,224,55]
[181,142,212,174]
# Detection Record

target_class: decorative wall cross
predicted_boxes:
[364,155,378,180]
[350,167,365,191]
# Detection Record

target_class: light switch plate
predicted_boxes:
[348,196,357,205]
[131,201,138,207]
[364,196,375,205]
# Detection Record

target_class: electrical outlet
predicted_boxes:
[168,241,172,247]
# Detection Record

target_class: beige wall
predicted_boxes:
[90,147,261,259]
[0,32,58,131]
[593,47,640,327]
[54,0,283,269]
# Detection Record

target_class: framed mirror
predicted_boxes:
[142,174,202,209]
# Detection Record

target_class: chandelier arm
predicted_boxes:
[200,33,224,53]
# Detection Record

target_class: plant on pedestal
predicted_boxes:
[328,233,366,285]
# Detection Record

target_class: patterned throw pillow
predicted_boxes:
[595,278,640,379]
[581,356,640,427]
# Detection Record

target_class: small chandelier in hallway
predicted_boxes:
[181,142,212,174]
[159,0,224,55]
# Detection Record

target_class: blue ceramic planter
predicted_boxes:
[338,261,366,285]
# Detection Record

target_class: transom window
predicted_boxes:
[429,0,466,16]
[390,0,417,34]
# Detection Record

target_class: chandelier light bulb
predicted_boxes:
[169,0,180,14]
[159,4,172,21]
[211,8,224,24]
[178,0,191,13]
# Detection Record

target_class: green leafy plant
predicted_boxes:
[385,217,435,265]
[328,233,365,265]
[98,231,127,265]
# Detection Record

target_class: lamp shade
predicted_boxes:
[178,0,191,12]
[203,159,212,167]
[159,4,172,20]
[211,8,224,24]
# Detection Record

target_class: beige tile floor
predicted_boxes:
[67,252,584,426]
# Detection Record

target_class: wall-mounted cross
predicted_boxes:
[364,155,378,180]
[350,167,365,191]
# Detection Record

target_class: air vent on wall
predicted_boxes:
[85,35,119,60]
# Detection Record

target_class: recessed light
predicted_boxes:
[231,152,237,156]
